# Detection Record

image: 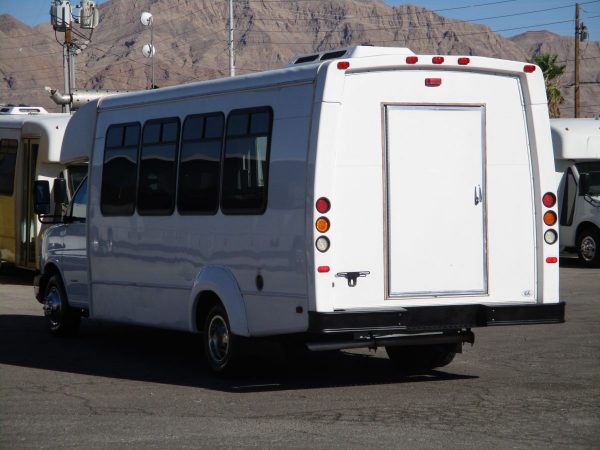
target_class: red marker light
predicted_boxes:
[406,56,418,64]
[425,78,442,87]
[458,57,470,65]
[524,64,536,73]
[317,266,330,273]
[432,56,444,64]
[337,61,350,70]
[542,192,556,208]
[316,197,331,213]
[546,257,558,264]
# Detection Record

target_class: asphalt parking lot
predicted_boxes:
[0,260,598,449]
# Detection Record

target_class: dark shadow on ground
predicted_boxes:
[0,314,477,392]
[0,264,34,286]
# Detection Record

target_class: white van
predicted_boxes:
[34,46,564,373]
[551,117,600,266]
[0,113,86,270]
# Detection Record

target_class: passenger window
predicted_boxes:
[561,169,577,226]
[178,113,224,215]
[138,118,180,215]
[70,177,88,220]
[0,139,18,195]
[101,123,140,216]
[221,108,273,214]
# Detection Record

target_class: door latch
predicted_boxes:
[335,271,370,287]
[474,185,483,206]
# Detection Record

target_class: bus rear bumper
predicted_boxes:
[305,302,565,351]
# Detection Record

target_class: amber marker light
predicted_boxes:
[543,211,557,226]
[315,217,330,233]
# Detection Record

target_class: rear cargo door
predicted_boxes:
[385,105,486,297]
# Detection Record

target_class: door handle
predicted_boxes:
[474,185,483,206]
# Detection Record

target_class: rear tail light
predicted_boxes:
[543,211,557,226]
[315,236,330,253]
[337,61,350,70]
[524,65,536,73]
[542,192,556,207]
[406,56,418,64]
[458,57,470,65]
[315,217,330,233]
[432,56,444,64]
[316,197,330,214]
[317,266,330,273]
[546,257,558,264]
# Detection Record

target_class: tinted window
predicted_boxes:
[70,177,88,220]
[221,107,273,214]
[138,118,180,215]
[101,123,140,216]
[178,113,224,215]
[0,139,17,195]
[561,169,577,226]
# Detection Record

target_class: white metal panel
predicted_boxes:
[386,105,486,296]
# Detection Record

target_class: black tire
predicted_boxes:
[203,304,240,374]
[385,344,457,371]
[577,227,600,267]
[43,274,81,336]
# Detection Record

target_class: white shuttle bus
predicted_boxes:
[0,112,86,270]
[551,117,600,266]
[34,47,564,373]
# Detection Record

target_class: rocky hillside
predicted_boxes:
[1,0,598,117]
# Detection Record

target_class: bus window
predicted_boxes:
[0,139,18,195]
[178,113,224,215]
[138,118,180,216]
[221,107,273,214]
[101,123,140,216]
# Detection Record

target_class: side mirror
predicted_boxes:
[579,173,591,196]
[33,180,51,215]
[53,178,68,204]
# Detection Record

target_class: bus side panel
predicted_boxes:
[88,83,314,335]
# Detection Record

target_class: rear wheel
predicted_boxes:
[577,227,600,267]
[203,304,240,374]
[43,274,81,336]
[385,344,457,371]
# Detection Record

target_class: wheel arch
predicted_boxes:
[37,262,64,303]
[189,266,250,337]
[576,221,599,238]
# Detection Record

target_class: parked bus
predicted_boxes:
[0,112,86,270]
[551,117,600,266]
[34,46,564,373]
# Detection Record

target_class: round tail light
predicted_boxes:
[543,211,557,226]
[316,197,330,214]
[542,192,556,208]
[315,236,330,253]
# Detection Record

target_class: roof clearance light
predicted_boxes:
[317,266,330,273]
[524,64,537,73]
[458,57,470,65]
[544,229,558,245]
[425,78,442,87]
[543,211,557,226]
[542,192,556,208]
[316,236,330,253]
[432,56,444,64]
[337,61,350,70]
[546,257,558,264]
[316,217,330,233]
[406,56,418,64]
[316,197,331,214]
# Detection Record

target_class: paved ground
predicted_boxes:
[0,260,598,449]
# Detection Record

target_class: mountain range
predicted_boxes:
[1,0,599,117]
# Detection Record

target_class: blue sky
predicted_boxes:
[2,0,599,41]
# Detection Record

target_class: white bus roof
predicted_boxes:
[550,117,600,160]
[0,113,71,162]
[0,105,48,115]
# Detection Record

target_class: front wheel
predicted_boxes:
[43,274,81,336]
[386,344,457,371]
[577,227,600,267]
[203,304,240,374]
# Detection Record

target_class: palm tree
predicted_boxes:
[530,54,566,118]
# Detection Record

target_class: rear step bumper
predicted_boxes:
[305,302,564,351]
[308,302,565,335]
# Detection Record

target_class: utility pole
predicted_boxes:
[229,0,235,77]
[575,2,581,118]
